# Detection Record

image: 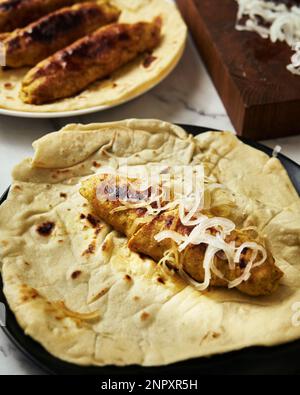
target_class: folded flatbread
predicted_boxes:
[0,120,299,366]
[80,174,283,296]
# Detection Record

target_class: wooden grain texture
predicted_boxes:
[177,0,300,139]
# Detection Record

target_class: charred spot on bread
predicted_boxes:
[86,213,101,228]
[36,221,55,236]
[71,270,82,280]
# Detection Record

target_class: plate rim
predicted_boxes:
[1,124,300,375]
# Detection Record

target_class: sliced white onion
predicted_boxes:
[177,217,236,252]
[98,168,268,292]
[235,0,300,75]
[178,246,219,291]
[156,228,267,291]
[229,249,258,289]
[273,145,282,159]
[287,42,300,75]
[210,253,225,280]
[155,230,186,245]
[158,249,178,277]
[234,242,267,266]
[228,242,268,288]
[179,194,203,226]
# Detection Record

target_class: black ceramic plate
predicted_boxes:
[1,125,300,375]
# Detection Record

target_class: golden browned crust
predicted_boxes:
[0,0,87,32]
[3,2,120,68]
[20,18,162,104]
[80,174,283,297]
[129,211,283,296]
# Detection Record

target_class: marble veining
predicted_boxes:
[0,34,300,375]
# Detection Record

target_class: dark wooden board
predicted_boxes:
[177,0,300,139]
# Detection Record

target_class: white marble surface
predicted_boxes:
[0,36,300,375]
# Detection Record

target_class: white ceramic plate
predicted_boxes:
[0,42,183,119]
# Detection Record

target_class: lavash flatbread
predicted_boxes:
[0,119,300,366]
[0,0,186,113]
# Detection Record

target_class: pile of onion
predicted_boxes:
[101,167,267,291]
[236,0,300,75]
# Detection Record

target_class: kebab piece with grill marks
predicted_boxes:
[2,2,120,68]
[0,0,88,33]
[20,18,162,104]
[80,174,284,297]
